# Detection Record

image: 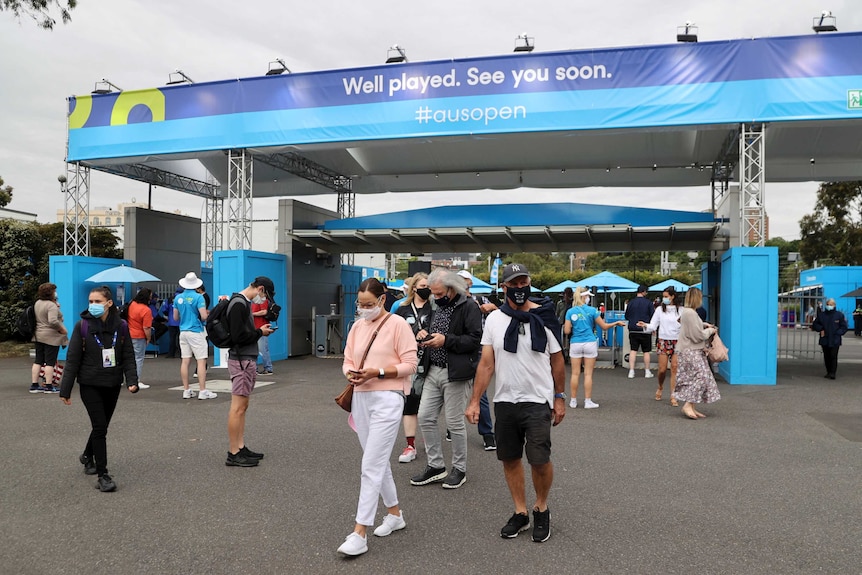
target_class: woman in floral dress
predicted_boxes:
[672,288,720,419]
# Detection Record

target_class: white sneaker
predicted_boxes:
[137,382,150,389]
[337,532,368,556]
[193,373,198,378]
[182,389,196,399]
[569,399,577,408]
[398,446,417,463]
[584,399,600,409]
[373,512,406,537]
[197,389,218,400]
[645,370,654,379]
[628,370,635,379]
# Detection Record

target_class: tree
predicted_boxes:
[798,182,862,267]
[0,0,76,29]
[0,175,12,208]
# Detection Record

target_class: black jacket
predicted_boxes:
[59,310,138,398]
[227,293,261,359]
[423,294,482,381]
[812,309,848,348]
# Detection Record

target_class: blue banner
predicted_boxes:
[67,32,862,161]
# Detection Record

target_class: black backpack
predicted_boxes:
[16,306,36,339]
[265,301,281,322]
[205,294,244,348]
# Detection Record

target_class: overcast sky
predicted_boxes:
[1,0,859,241]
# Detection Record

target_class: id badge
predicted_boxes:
[102,348,117,368]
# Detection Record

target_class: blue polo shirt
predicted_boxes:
[566,305,599,343]
[174,290,206,333]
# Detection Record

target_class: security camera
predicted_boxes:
[810,158,816,164]
[57,175,67,183]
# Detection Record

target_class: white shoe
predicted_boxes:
[193,373,198,378]
[569,399,577,408]
[373,512,407,537]
[182,389,196,399]
[627,370,635,379]
[645,370,654,379]
[197,389,218,400]
[584,399,600,409]
[337,532,368,556]
[398,446,417,463]
[137,382,150,389]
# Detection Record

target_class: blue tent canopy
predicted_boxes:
[574,271,639,292]
[649,279,690,293]
[544,279,580,293]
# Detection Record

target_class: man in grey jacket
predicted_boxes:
[225,277,276,467]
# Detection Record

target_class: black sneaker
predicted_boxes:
[225,451,259,467]
[442,468,466,489]
[445,430,452,442]
[483,434,497,451]
[410,466,447,486]
[95,474,117,492]
[532,507,551,542]
[79,454,97,475]
[239,445,264,460]
[500,512,530,538]
[29,384,41,393]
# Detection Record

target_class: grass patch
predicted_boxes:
[0,340,33,358]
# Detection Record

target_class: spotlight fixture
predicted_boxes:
[812,10,837,33]
[266,58,291,76]
[652,164,657,171]
[514,33,535,53]
[386,45,408,64]
[676,21,698,43]
[166,70,194,85]
[92,79,123,94]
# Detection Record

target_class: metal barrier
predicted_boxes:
[777,290,822,360]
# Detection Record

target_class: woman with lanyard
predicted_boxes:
[394,273,432,463]
[638,287,681,406]
[59,286,139,492]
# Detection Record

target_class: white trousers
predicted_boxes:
[352,390,404,526]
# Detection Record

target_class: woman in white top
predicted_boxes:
[637,287,680,406]
[673,288,720,419]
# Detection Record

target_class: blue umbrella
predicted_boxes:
[574,271,638,292]
[544,279,580,293]
[85,264,160,284]
[649,279,690,293]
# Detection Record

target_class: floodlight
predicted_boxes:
[676,21,698,43]
[812,10,837,33]
[514,34,534,53]
[266,58,291,75]
[92,79,122,94]
[386,45,408,64]
[166,70,194,85]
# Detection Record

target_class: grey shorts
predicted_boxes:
[228,358,257,397]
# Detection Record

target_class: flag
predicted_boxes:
[489,257,503,286]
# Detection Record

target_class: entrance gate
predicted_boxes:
[777,289,822,360]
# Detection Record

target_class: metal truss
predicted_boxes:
[204,191,224,267]
[337,184,355,266]
[90,163,219,199]
[227,149,253,250]
[63,162,90,256]
[711,129,739,214]
[739,124,766,247]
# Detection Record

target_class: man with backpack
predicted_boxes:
[222,277,276,467]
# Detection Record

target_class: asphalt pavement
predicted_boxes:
[0,340,860,575]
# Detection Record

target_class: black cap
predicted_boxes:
[254,276,275,297]
[501,263,530,283]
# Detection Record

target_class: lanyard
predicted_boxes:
[92,329,118,349]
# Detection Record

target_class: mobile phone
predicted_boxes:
[269,326,279,331]
[421,334,434,342]
[348,369,363,374]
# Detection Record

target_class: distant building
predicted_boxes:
[0,207,38,222]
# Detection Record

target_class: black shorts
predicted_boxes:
[629,332,653,353]
[34,342,60,367]
[494,401,552,465]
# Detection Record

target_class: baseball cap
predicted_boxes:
[456,270,472,280]
[501,263,530,283]
[254,276,275,297]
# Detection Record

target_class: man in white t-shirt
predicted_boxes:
[465,263,566,544]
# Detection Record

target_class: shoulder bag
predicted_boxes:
[706,332,729,363]
[335,313,393,412]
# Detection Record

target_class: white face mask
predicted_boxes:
[357,305,382,322]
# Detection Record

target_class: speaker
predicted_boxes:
[408,261,431,276]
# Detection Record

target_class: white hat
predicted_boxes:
[178,272,203,290]
[581,289,594,297]
[456,270,472,280]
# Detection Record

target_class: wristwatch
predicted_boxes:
[378,368,385,379]
[554,392,566,399]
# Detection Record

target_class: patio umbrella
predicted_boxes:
[85,264,160,284]
[574,271,639,292]
[543,279,580,293]
[649,279,690,293]
[840,286,862,298]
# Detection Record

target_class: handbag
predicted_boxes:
[335,313,393,412]
[706,332,729,363]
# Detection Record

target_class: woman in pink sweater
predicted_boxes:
[337,278,418,557]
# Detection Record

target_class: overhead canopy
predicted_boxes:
[649,279,690,293]
[840,287,862,299]
[574,271,639,292]
[544,280,580,293]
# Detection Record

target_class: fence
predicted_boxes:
[776,290,822,360]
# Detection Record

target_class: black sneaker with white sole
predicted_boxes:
[442,468,466,489]
[410,466,447,486]
[483,434,497,451]
[500,512,530,538]
[532,507,551,542]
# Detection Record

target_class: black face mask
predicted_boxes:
[415,287,431,300]
[435,293,452,307]
[506,285,530,306]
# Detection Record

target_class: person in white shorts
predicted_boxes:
[174,272,217,400]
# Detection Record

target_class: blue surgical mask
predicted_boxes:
[88,303,105,317]
[825,305,835,311]
[662,298,671,306]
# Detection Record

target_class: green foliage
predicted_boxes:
[0,175,12,208]
[0,0,76,29]
[766,237,803,292]
[798,182,862,267]
[0,220,120,340]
